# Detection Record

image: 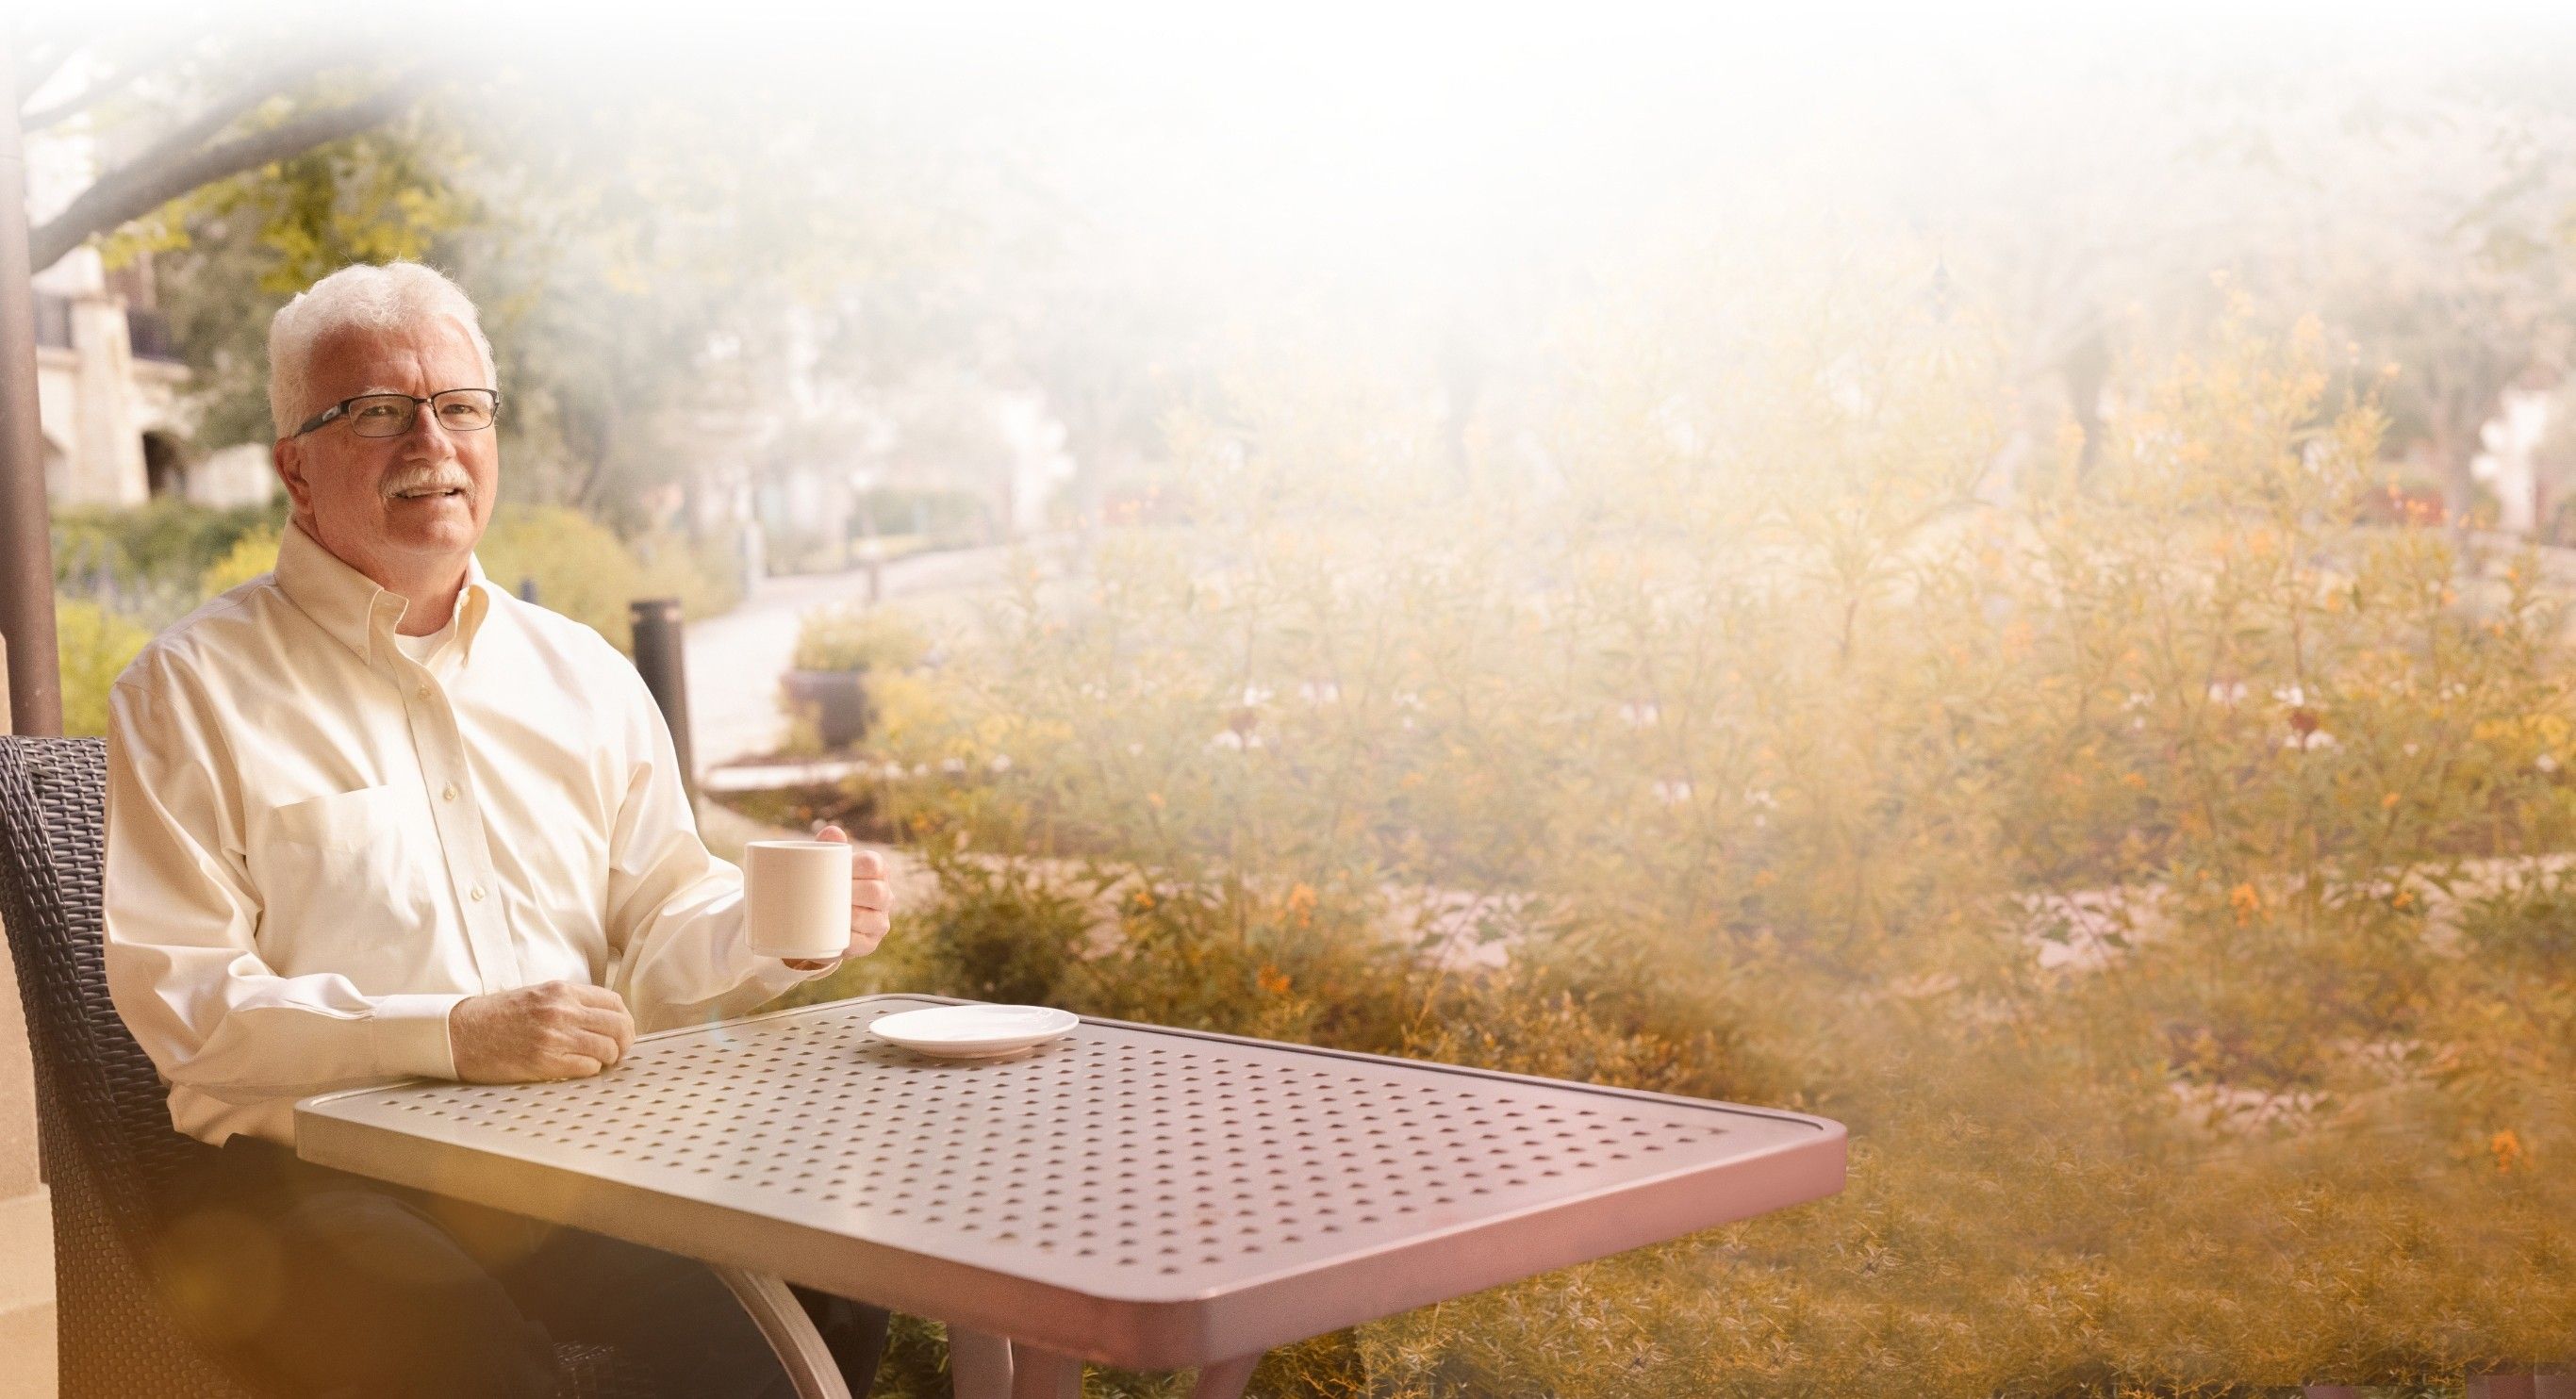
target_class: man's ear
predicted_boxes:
[273,436,311,516]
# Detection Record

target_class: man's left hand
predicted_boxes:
[784,825,894,971]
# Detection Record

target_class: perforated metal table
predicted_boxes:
[298,994,1844,1398]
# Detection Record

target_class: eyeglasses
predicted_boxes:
[290,388,503,439]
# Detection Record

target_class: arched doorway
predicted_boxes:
[142,430,185,499]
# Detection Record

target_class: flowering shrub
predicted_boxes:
[791,605,932,672]
[52,599,154,737]
[51,497,282,617]
[474,504,739,648]
[198,523,282,599]
[817,292,2576,1394]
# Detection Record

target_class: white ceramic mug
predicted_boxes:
[743,840,852,960]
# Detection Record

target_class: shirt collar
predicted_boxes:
[274,518,495,669]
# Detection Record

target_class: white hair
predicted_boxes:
[267,261,497,439]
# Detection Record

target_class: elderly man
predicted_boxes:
[104,261,892,1397]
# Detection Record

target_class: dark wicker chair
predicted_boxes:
[0,736,652,1398]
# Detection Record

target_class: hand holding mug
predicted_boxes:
[745,825,892,972]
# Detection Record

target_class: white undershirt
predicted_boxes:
[391,614,458,665]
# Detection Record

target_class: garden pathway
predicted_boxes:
[682,541,1045,775]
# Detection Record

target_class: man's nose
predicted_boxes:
[398,403,460,455]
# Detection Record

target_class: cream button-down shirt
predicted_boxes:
[105,520,818,1146]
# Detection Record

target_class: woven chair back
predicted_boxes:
[0,735,256,1396]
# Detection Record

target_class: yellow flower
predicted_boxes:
[2229,882,2261,924]
[2491,1129,2525,1174]
[1257,964,1292,996]
[2382,792,2401,810]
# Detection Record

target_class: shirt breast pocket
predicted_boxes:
[271,785,405,851]
[256,786,447,987]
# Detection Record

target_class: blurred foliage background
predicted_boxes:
[807,291,2576,1397]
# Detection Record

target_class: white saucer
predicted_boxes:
[868,1004,1080,1060]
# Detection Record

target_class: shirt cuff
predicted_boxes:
[372,992,471,1079]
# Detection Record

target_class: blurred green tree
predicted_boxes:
[15,10,438,272]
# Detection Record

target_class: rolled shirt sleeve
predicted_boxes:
[603,663,824,1032]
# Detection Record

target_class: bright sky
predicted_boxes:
[23,0,2576,322]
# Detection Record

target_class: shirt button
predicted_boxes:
[441,783,458,801]
[415,683,432,700]
[470,886,487,902]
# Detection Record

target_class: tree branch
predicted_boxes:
[29,74,427,271]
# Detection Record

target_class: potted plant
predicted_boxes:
[781,606,931,750]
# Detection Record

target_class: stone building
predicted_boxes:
[31,255,198,508]
[25,68,273,513]
[32,252,273,511]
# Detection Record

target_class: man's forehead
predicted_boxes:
[307,316,485,389]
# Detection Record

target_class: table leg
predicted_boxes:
[707,1266,852,1399]
[1192,1354,1261,1398]
[948,1325,1015,1399]
[1008,1341,1082,1399]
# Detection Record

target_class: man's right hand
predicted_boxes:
[448,981,636,1083]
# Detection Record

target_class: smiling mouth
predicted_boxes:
[391,486,469,501]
